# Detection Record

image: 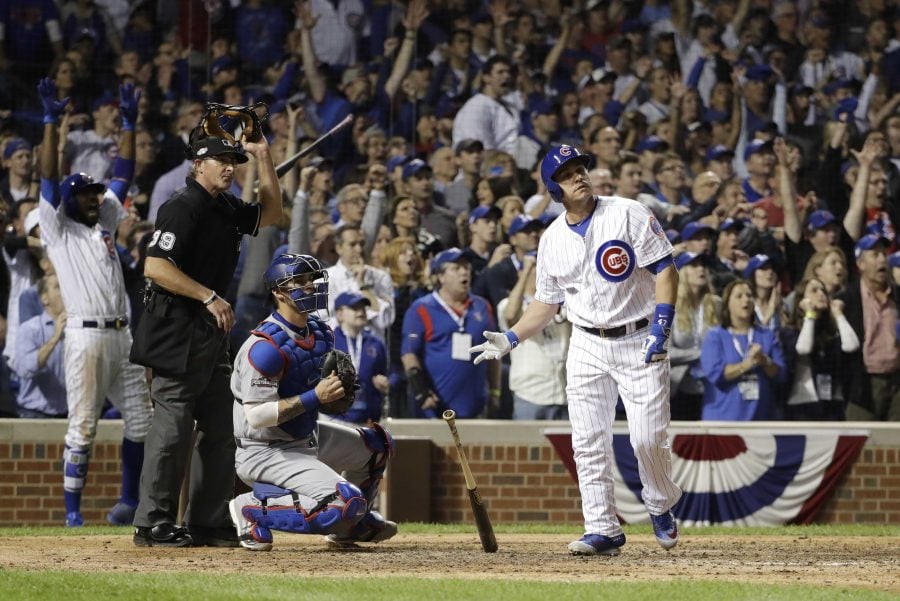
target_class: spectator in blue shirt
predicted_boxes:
[15,273,66,418]
[401,248,499,418]
[742,139,776,203]
[700,279,787,420]
[331,291,389,426]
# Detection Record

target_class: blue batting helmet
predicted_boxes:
[264,254,329,314]
[540,145,592,202]
[60,173,105,218]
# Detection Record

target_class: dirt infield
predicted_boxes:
[1,533,897,592]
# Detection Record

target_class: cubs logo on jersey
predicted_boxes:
[649,215,665,238]
[595,240,635,282]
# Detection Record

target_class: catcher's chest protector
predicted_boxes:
[251,318,335,397]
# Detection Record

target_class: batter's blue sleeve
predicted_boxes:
[108,157,135,202]
[41,179,60,208]
[645,254,674,274]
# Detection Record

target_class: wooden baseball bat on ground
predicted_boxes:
[443,410,498,553]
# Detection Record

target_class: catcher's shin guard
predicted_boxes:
[357,422,394,506]
[242,482,367,538]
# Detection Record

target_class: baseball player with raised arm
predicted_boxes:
[228,253,396,551]
[471,145,682,556]
[36,78,152,527]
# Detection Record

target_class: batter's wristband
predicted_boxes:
[504,331,519,349]
[653,303,676,331]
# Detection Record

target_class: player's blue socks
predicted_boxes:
[120,438,144,507]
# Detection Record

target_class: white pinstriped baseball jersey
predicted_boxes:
[534,195,672,329]
[39,189,129,320]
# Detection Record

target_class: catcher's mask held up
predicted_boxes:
[265,253,329,314]
[185,101,269,159]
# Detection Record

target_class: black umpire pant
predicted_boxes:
[133,315,235,529]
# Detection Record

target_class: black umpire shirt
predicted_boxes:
[146,177,261,296]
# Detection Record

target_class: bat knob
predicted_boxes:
[442,410,455,420]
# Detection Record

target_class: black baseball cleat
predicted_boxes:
[186,524,240,547]
[133,523,193,547]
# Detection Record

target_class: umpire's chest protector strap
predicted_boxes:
[249,319,334,397]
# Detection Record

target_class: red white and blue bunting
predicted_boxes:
[545,430,868,527]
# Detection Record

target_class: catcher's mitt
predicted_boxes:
[318,349,359,415]
[186,101,269,158]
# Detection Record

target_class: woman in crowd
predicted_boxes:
[700,279,787,420]
[745,254,783,330]
[381,236,429,417]
[802,247,848,297]
[669,252,721,420]
[387,195,442,261]
[471,176,515,210]
[781,278,860,420]
[496,195,525,241]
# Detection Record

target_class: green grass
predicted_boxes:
[0,572,894,601]
[1,522,897,537]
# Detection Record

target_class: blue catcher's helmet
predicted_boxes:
[264,254,329,314]
[60,173,106,219]
[540,145,592,203]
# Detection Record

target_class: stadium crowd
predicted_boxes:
[1,0,899,423]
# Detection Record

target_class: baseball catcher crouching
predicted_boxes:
[228,253,396,551]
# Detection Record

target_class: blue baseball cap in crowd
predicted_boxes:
[468,205,501,224]
[529,98,555,119]
[508,215,543,236]
[91,90,118,112]
[833,97,859,121]
[402,158,432,181]
[3,138,31,159]
[681,221,715,240]
[704,144,734,164]
[719,217,744,231]
[386,155,410,173]
[742,254,773,278]
[823,78,852,95]
[334,291,371,310]
[854,233,889,259]
[674,251,708,271]
[430,247,467,273]
[806,210,836,231]
[636,135,669,153]
[455,138,484,154]
[211,56,237,76]
[745,64,774,82]
[666,229,681,244]
[889,251,900,269]
[744,139,773,161]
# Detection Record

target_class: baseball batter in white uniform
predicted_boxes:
[472,145,682,556]
[36,78,151,528]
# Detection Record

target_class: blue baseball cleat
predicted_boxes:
[567,533,626,556]
[650,511,679,550]
[106,502,136,526]
[65,511,84,527]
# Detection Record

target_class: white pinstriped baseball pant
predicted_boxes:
[565,326,682,536]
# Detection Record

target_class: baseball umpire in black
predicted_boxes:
[130,129,283,547]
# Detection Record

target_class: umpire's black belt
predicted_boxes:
[76,317,129,330]
[576,318,649,339]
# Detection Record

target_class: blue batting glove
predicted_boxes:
[642,303,675,363]
[118,83,141,131]
[37,78,69,124]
